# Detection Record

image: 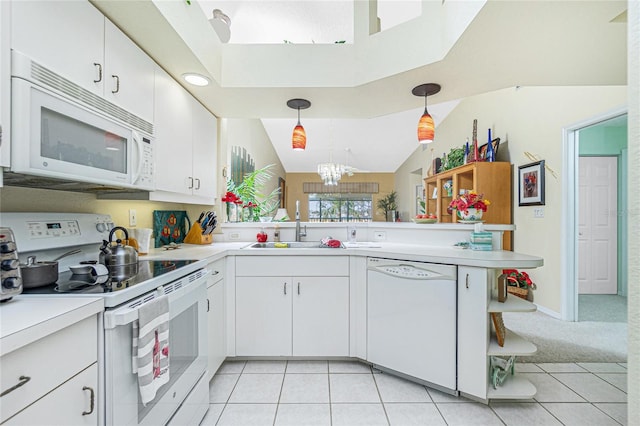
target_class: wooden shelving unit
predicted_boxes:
[424,162,513,249]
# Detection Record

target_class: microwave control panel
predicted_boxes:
[135,136,155,189]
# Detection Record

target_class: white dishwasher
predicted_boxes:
[367,257,457,392]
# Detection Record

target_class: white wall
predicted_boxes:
[396,85,627,314]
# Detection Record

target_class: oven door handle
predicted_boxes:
[104,269,209,329]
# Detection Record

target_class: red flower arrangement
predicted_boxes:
[221,191,243,205]
[448,191,490,213]
[502,269,536,289]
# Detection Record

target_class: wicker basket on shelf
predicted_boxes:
[507,286,528,300]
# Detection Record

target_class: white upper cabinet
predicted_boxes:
[153,66,217,204]
[11,0,154,123]
[1,1,9,168]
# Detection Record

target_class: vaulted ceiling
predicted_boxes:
[92,0,627,173]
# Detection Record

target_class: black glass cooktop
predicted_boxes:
[22,260,198,294]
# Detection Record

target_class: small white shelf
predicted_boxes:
[488,295,537,313]
[488,329,537,356]
[487,375,537,399]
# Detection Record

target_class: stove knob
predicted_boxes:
[96,223,108,233]
[1,259,20,271]
[2,276,22,289]
[0,242,17,254]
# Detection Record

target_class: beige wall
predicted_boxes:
[284,172,395,221]
[396,85,627,314]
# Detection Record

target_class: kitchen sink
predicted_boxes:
[245,241,324,249]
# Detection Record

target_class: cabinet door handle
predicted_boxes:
[1,375,31,397]
[111,75,120,94]
[466,273,469,289]
[82,386,95,415]
[284,282,287,295]
[297,282,300,295]
[93,63,102,83]
[188,177,194,189]
[195,178,201,190]
[207,298,210,312]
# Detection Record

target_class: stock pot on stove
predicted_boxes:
[20,249,81,288]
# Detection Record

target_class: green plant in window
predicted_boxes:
[226,164,281,221]
[376,191,397,219]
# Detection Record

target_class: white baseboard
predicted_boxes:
[535,303,562,319]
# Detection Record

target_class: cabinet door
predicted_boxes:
[103,20,155,122]
[153,67,193,194]
[236,277,292,356]
[457,266,490,400]
[293,277,349,356]
[11,0,104,96]
[5,363,98,426]
[207,280,225,379]
[191,98,217,200]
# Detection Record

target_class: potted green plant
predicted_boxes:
[377,191,397,222]
[225,164,281,222]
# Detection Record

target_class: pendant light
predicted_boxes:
[287,98,311,151]
[412,83,441,144]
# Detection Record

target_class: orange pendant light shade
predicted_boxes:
[292,124,307,151]
[412,83,441,145]
[287,98,311,151]
[417,111,435,144]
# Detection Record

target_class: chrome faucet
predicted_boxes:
[295,200,307,242]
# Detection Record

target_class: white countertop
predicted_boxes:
[142,240,543,269]
[0,296,103,357]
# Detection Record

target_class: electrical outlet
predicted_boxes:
[229,232,240,240]
[533,208,545,218]
[129,209,137,226]
[373,231,386,241]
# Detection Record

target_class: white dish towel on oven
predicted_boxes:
[132,293,170,406]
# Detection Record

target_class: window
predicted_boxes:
[308,193,372,222]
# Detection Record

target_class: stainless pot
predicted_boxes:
[20,249,81,289]
[100,226,138,268]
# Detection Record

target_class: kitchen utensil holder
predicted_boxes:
[184,222,213,245]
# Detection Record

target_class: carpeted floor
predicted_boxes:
[578,294,628,322]
[503,310,627,363]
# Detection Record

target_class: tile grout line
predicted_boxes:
[327,362,333,426]
[214,361,246,426]
[371,369,391,426]
[271,360,287,426]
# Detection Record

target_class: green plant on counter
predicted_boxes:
[440,146,465,172]
[376,190,397,219]
[226,164,281,222]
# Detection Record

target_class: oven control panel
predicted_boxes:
[0,227,23,301]
[0,213,114,252]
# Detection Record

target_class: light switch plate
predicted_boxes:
[533,208,544,218]
[129,209,137,226]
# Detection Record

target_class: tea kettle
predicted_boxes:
[100,226,138,267]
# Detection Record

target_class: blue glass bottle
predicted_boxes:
[486,129,494,162]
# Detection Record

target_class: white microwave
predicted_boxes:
[9,50,155,191]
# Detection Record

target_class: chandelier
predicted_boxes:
[317,162,346,186]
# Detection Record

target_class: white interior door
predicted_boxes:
[578,156,617,294]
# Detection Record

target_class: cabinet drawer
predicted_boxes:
[3,363,98,426]
[0,316,98,423]
[207,258,225,286]
[236,256,349,276]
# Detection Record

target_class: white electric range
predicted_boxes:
[0,212,210,426]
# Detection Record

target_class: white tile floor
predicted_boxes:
[201,360,628,426]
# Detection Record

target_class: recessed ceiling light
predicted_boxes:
[182,73,210,86]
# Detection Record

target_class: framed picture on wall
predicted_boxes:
[518,160,545,206]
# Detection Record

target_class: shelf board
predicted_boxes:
[487,375,537,400]
[489,295,537,313]
[488,329,537,356]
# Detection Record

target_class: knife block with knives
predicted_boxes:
[184,211,217,245]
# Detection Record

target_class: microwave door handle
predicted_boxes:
[131,131,144,184]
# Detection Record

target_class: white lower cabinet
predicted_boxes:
[236,276,349,357]
[4,363,98,426]
[207,260,226,379]
[236,276,293,356]
[0,315,98,425]
[457,266,537,402]
[235,255,350,357]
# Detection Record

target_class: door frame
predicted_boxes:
[561,107,626,321]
